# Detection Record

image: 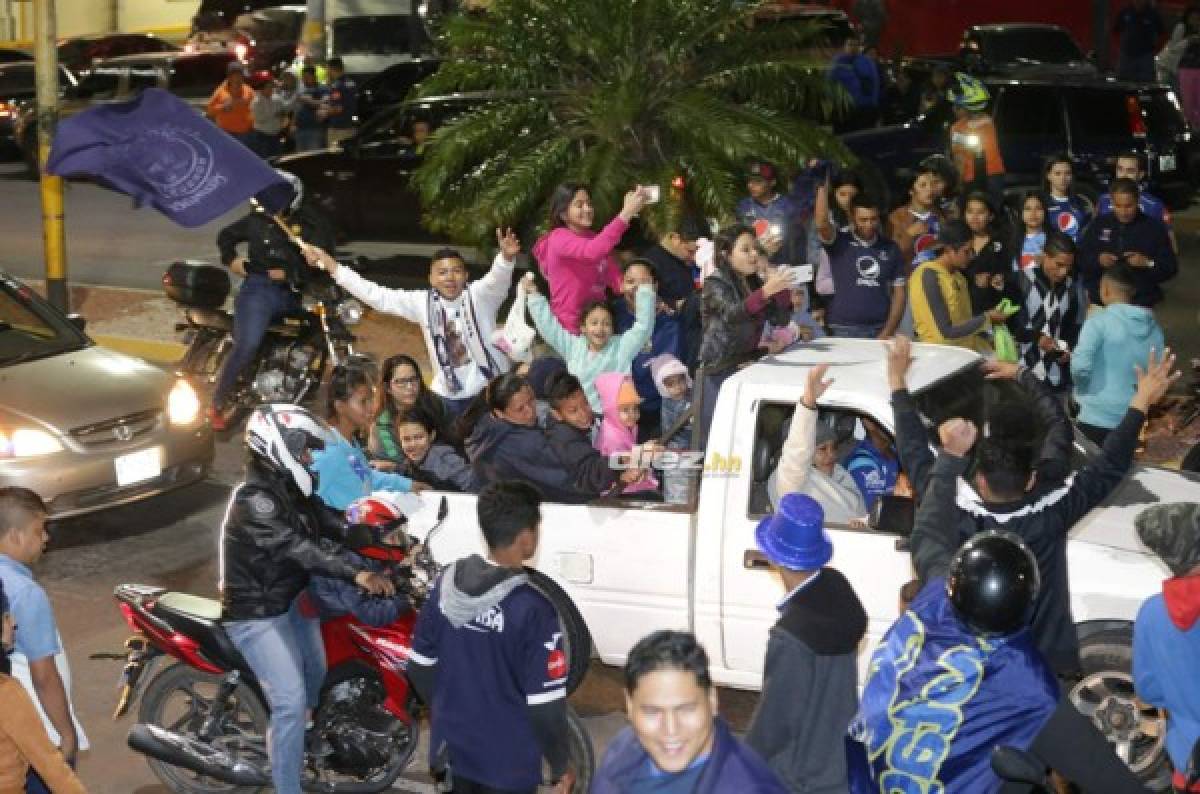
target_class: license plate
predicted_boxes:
[1160,154,1177,172]
[114,447,162,487]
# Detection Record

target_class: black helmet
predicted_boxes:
[946,530,1040,636]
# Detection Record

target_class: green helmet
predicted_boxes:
[948,72,989,111]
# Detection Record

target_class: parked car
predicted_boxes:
[842,75,1196,212]
[0,62,76,156]
[56,33,179,76]
[0,49,31,64]
[325,0,438,79]
[409,337,1180,790]
[958,24,1099,79]
[0,271,212,518]
[274,93,486,245]
[187,4,304,77]
[190,0,296,39]
[355,57,442,122]
[15,51,237,176]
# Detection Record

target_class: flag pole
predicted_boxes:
[33,0,67,312]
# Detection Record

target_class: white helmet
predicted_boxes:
[245,403,329,496]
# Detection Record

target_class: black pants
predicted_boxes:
[451,777,535,794]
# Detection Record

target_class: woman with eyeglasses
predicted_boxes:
[368,355,457,469]
[0,580,85,793]
[312,364,430,511]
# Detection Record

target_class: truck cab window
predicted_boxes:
[749,402,904,531]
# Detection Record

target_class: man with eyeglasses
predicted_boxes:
[907,221,1006,353]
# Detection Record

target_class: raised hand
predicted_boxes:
[496,227,520,260]
[802,363,832,410]
[938,418,978,458]
[885,335,913,390]
[1132,347,1180,412]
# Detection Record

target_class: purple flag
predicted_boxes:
[46,88,291,227]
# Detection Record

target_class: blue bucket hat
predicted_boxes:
[755,493,833,571]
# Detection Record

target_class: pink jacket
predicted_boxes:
[594,372,657,494]
[532,217,627,333]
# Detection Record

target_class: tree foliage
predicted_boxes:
[412,0,850,245]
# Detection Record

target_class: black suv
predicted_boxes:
[958,24,1098,79]
[275,93,490,244]
[842,76,1195,210]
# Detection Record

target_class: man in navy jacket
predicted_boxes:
[1078,178,1176,307]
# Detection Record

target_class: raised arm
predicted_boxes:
[775,364,830,497]
[911,419,977,582]
[886,336,936,498]
[471,227,520,308]
[614,284,657,366]
[525,280,582,359]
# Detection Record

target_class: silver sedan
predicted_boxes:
[0,272,213,517]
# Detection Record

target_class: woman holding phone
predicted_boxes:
[532,183,653,333]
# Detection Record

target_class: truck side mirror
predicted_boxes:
[870,494,915,536]
[66,313,86,332]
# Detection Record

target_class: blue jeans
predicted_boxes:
[213,276,301,407]
[294,127,328,152]
[225,597,325,794]
[828,323,883,339]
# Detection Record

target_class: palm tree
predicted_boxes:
[411,0,851,246]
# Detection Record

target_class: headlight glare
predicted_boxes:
[168,379,201,426]
[0,428,64,457]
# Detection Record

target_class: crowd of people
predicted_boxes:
[4,49,1200,794]
[206,56,359,158]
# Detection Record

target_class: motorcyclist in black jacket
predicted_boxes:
[208,170,338,430]
[220,402,393,794]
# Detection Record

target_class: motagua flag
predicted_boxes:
[46,87,291,227]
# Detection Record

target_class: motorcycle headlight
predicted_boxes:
[0,428,63,458]
[337,298,365,326]
[964,133,982,150]
[167,379,201,426]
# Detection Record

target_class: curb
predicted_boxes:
[91,334,186,365]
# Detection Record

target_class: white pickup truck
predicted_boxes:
[408,338,1186,788]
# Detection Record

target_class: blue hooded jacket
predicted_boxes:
[1071,302,1164,430]
[591,719,788,794]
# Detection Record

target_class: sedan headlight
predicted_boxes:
[0,428,64,458]
[167,379,201,426]
[337,298,365,326]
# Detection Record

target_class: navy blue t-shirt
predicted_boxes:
[1045,194,1091,242]
[409,571,568,790]
[294,84,330,129]
[627,755,709,793]
[328,75,358,128]
[823,230,905,326]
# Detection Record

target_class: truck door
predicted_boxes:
[716,399,916,687]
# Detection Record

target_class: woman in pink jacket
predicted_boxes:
[532,183,652,333]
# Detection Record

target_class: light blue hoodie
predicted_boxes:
[312,427,414,510]
[1071,302,1164,430]
[526,283,655,412]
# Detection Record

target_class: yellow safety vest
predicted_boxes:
[909,257,992,354]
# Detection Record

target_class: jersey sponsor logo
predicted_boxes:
[1018,252,1039,270]
[547,648,567,679]
[912,233,939,266]
[753,218,771,238]
[544,631,563,651]
[855,255,882,287]
[1055,211,1078,236]
[469,605,505,633]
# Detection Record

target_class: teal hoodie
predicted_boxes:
[1071,302,1164,430]
[527,283,654,412]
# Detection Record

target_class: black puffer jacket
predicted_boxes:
[221,457,360,621]
[465,414,591,504]
[698,264,791,368]
[216,203,337,290]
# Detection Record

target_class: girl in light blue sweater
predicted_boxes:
[312,365,426,510]
[524,276,655,412]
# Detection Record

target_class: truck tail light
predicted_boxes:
[1127,95,1147,138]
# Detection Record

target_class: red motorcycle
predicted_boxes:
[111,497,594,793]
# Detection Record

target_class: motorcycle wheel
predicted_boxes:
[564,705,595,793]
[524,567,593,695]
[138,662,269,794]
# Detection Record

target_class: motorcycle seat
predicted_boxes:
[152,592,249,672]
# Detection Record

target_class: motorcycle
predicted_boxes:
[111,497,595,793]
[162,259,369,420]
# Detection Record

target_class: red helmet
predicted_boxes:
[344,495,411,563]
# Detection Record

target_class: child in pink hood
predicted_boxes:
[533,183,653,333]
[593,372,658,494]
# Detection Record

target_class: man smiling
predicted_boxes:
[592,630,787,793]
